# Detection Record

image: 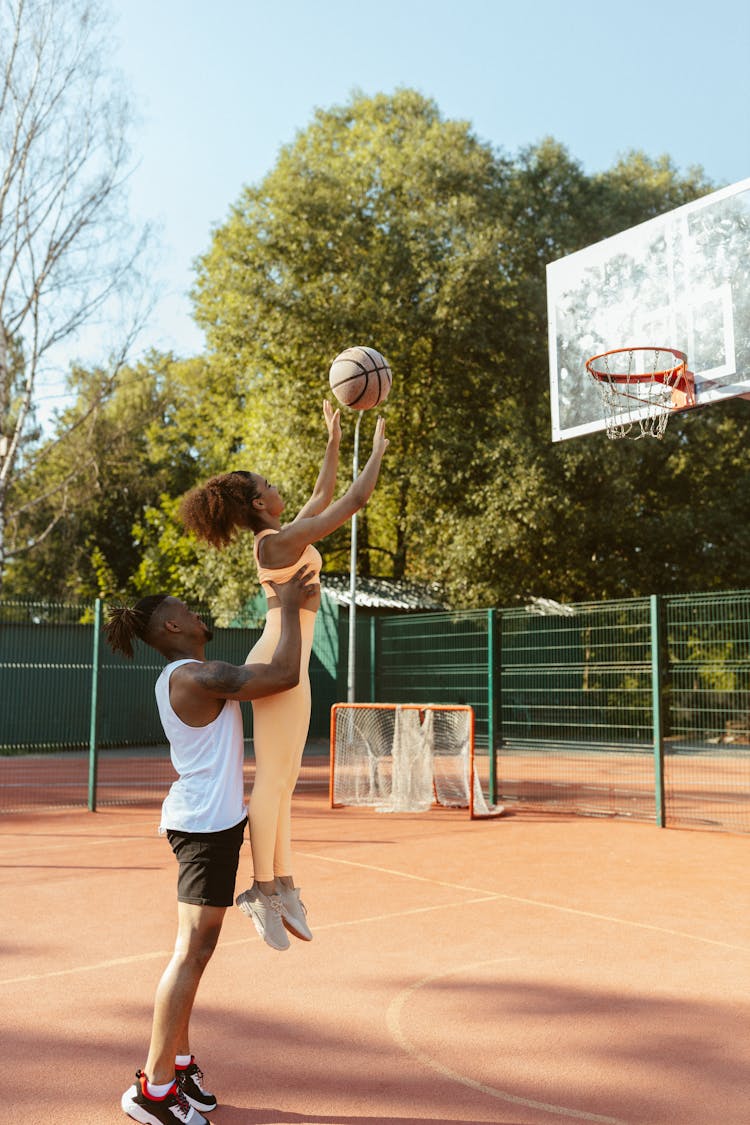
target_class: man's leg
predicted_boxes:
[143,902,225,1085]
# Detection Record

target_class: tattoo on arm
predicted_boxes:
[190,661,254,695]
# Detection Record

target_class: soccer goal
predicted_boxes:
[329,703,503,819]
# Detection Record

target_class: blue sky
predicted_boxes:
[47,0,750,398]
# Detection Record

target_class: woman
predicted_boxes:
[180,402,388,950]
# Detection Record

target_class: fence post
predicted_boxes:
[88,598,102,812]
[369,615,378,702]
[487,608,500,805]
[650,594,666,827]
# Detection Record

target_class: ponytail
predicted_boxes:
[104,595,168,659]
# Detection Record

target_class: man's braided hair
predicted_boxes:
[104,595,168,659]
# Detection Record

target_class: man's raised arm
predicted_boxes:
[183,566,316,703]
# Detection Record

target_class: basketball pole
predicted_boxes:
[346,412,363,703]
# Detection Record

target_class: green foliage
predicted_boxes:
[131,495,257,625]
[192,90,520,586]
[4,353,196,599]
[9,89,749,611]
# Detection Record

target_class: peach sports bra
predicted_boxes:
[254,528,322,598]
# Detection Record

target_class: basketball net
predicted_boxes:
[586,347,694,440]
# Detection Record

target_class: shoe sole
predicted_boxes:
[122,1095,207,1125]
[180,1084,218,1113]
[184,1094,217,1112]
[281,915,313,941]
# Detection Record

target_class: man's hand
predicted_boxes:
[268,565,318,608]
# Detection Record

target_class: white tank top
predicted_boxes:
[155,658,247,834]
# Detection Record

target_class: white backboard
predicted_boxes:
[547,177,750,441]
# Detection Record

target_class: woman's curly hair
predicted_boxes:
[104,595,168,659]
[179,471,261,549]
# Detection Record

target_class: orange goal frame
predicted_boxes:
[329,702,497,819]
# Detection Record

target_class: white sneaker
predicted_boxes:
[275,881,313,941]
[236,885,290,951]
[175,1057,217,1113]
[121,1070,207,1124]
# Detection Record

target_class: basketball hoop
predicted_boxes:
[585,346,694,440]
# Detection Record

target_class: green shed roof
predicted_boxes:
[320,573,445,611]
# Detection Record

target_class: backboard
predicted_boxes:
[547,176,750,441]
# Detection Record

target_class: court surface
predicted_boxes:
[1,788,747,1124]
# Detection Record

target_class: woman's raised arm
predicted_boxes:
[294,400,341,521]
[260,416,389,567]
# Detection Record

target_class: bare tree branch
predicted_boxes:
[0,0,153,588]
[9,455,93,520]
[5,504,68,559]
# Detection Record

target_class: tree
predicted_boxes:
[2,353,199,600]
[0,0,150,589]
[422,140,747,606]
[3,342,262,612]
[10,87,744,612]
[190,92,732,609]
[191,88,517,587]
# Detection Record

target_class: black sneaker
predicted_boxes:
[121,1069,208,1124]
[176,1056,218,1112]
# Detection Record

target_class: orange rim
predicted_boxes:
[586,346,687,386]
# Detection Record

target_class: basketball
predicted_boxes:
[328,345,392,410]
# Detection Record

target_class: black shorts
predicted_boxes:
[166,817,247,908]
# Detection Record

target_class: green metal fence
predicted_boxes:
[663,590,750,833]
[2,591,749,832]
[0,599,260,812]
[370,594,750,832]
[492,598,657,823]
[0,599,259,750]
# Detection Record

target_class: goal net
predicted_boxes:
[329,703,503,819]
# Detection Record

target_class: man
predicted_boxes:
[104,566,316,1125]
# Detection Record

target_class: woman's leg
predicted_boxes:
[247,610,315,885]
[272,676,311,878]
[245,611,290,884]
[241,678,311,949]
[247,685,304,882]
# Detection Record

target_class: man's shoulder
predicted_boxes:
[177,659,247,697]
[161,658,202,682]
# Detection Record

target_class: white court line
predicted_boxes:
[2,848,747,985]
[0,896,498,985]
[296,850,750,954]
[386,957,629,1125]
[0,947,178,985]
[0,833,158,861]
[222,895,499,945]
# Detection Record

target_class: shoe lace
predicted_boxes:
[190,1060,207,1091]
[178,1059,205,1086]
[175,1085,193,1120]
[269,894,283,915]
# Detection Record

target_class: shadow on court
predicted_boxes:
[217,1112,522,1125]
[2,800,748,1124]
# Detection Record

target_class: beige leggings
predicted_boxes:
[245,607,315,882]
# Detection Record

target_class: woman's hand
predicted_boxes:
[371,415,389,458]
[323,399,341,444]
[292,401,341,523]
